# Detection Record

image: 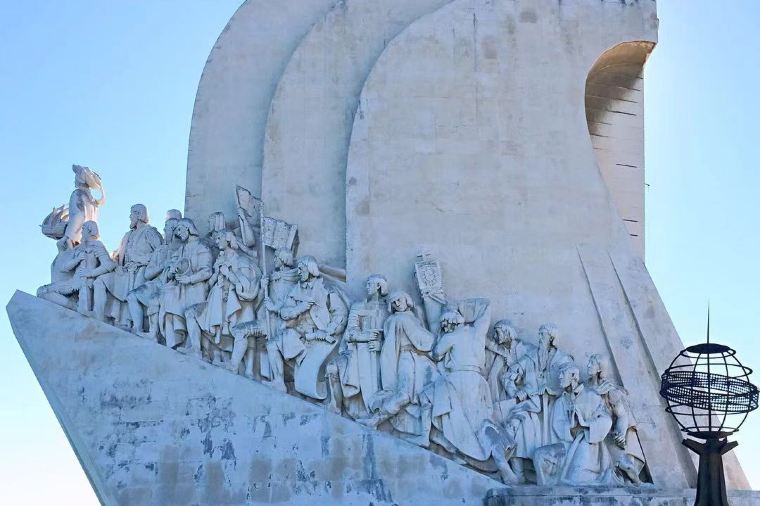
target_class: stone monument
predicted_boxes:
[8,0,760,504]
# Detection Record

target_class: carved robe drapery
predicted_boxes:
[279,277,347,400]
[374,309,437,444]
[337,299,387,418]
[425,299,494,461]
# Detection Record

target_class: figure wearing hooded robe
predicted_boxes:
[586,354,647,485]
[359,291,437,447]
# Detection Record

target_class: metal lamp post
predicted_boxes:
[660,329,758,506]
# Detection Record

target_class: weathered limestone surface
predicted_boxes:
[344,0,745,488]
[262,0,455,267]
[485,487,760,506]
[185,0,337,232]
[7,291,500,505]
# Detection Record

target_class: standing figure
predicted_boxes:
[93,204,163,326]
[185,229,261,366]
[54,165,106,248]
[586,354,647,485]
[126,211,182,339]
[38,221,115,314]
[159,218,213,350]
[484,320,524,410]
[424,299,515,482]
[252,248,300,384]
[268,256,347,399]
[360,291,437,447]
[327,274,389,418]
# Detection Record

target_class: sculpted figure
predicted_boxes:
[38,221,115,314]
[498,325,573,483]
[126,210,182,339]
[45,165,106,248]
[247,248,300,382]
[534,365,614,486]
[205,210,258,261]
[185,229,261,366]
[267,256,347,399]
[359,291,437,447]
[327,274,388,418]
[586,354,647,485]
[484,320,526,417]
[159,218,213,350]
[93,204,163,326]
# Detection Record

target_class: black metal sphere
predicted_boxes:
[660,342,758,440]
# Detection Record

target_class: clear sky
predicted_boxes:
[0,1,758,503]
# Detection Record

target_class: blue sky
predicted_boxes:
[1,1,758,503]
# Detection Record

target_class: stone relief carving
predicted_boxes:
[36,180,653,488]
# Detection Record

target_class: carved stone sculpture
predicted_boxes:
[327,274,388,418]
[586,354,647,485]
[38,221,115,315]
[360,291,437,447]
[267,255,347,400]
[126,211,183,339]
[159,218,213,350]
[186,228,261,367]
[256,248,300,386]
[93,204,163,327]
[534,364,615,486]
[423,299,516,482]
[485,320,525,421]
[43,165,106,248]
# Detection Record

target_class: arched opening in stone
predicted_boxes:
[585,41,655,259]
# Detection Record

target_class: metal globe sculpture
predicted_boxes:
[660,335,758,506]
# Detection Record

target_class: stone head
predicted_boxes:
[492,320,517,347]
[82,220,99,241]
[213,230,232,251]
[538,323,559,349]
[130,204,149,228]
[587,354,609,382]
[174,218,198,243]
[165,209,182,221]
[164,218,179,241]
[559,365,580,391]
[297,255,321,282]
[366,274,388,298]
[388,291,414,314]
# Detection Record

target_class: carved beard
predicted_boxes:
[538,342,549,371]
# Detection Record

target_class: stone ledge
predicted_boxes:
[486,486,760,506]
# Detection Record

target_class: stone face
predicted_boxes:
[7,291,500,505]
